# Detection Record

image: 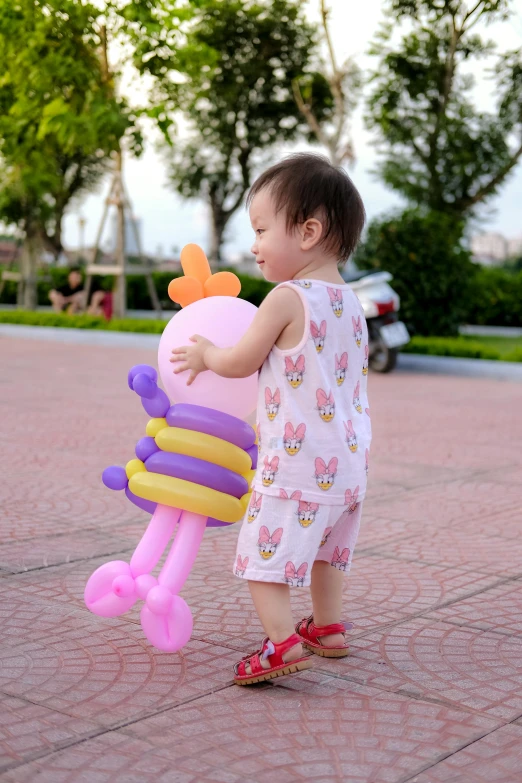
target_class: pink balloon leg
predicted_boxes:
[130,504,181,577]
[140,511,207,652]
[158,511,208,593]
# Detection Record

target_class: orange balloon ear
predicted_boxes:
[168,276,204,308]
[204,271,241,299]
[180,244,211,284]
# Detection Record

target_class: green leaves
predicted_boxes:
[128,0,324,260]
[0,0,132,255]
[354,209,474,336]
[366,0,522,218]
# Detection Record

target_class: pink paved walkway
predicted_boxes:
[1,336,521,783]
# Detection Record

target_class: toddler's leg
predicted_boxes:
[245,581,303,673]
[310,561,346,647]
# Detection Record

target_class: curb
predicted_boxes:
[2,323,522,381]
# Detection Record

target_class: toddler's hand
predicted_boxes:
[170,335,214,385]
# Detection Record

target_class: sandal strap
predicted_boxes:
[235,633,303,677]
[297,615,352,642]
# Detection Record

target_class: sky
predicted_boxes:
[62,0,522,259]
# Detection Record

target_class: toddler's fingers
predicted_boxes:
[173,363,189,375]
[187,370,199,386]
[170,346,188,356]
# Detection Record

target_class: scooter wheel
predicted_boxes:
[369,343,398,373]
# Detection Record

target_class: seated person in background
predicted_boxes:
[86,277,109,316]
[49,268,85,314]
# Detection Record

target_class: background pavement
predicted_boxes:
[0,334,521,783]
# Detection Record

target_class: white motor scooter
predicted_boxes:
[342,269,410,372]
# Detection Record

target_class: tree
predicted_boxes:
[292,0,361,166]
[129,0,330,262]
[0,0,135,308]
[354,209,474,336]
[366,0,522,218]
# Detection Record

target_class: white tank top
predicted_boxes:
[254,279,371,505]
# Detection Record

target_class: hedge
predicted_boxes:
[2,311,521,362]
[465,266,522,328]
[0,310,167,333]
[402,336,522,362]
[0,268,273,311]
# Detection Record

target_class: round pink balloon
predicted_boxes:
[158,296,258,419]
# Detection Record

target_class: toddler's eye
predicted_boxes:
[256,229,265,235]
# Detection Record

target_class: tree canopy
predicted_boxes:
[366,0,522,217]
[128,0,330,261]
[0,0,135,304]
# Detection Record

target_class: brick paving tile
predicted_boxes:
[2,335,521,783]
[365,526,522,577]
[0,593,239,725]
[425,580,522,638]
[318,618,522,720]
[408,723,522,783]
[0,693,101,774]
[1,676,499,783]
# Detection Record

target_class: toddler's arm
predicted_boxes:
[171,286,302,383]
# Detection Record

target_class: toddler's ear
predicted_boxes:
[299,217,323,251]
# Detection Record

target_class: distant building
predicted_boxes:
[470,232,522,265]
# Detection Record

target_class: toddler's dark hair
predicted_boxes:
[247,154,366,261]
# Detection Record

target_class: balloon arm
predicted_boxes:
[130,504,181,577]
[129,369,171,418]
[158,511,207,594]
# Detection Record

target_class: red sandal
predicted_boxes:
[234,633,313,686]
[296,615,353,658]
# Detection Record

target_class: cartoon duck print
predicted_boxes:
[316,389,335,422]
[314,457,338,491]
[352,316,363,347]
[297,499,319,528]
[292,280,312,288]
[248,491,262,523]
[353,382,362,414]
[265,387,280,421]
[283,422,306,456]
[331,547,350,571]
[284,561,308,587]
[344,421,358,453]
[328,287,343,317]
[258,526,283,560]
[235,555,249,577]
[284,355,305,388]
[335,352,348,386]
[279,488,302,502]
[262,456,279,486]
[344,486,359,514]
[310,320,327,353]
[320,527,333,547]
[362,345,369,375]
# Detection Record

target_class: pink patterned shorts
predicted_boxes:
[233,492,363,587]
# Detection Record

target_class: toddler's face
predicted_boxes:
[249,189,303,282]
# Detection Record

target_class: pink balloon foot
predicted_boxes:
[84,560,138,618]
[140,593,194,652]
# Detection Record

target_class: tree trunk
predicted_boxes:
[208,205,227,265]
[18,234,40,310]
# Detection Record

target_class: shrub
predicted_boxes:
[0,310,167,333]
[0,267,271,311]
[354,209,474,336]
[402,336,499,360]
[465,266,522,328]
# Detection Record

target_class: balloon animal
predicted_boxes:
[84,245,258,651]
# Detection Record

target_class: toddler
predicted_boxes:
[171,154,371,685]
